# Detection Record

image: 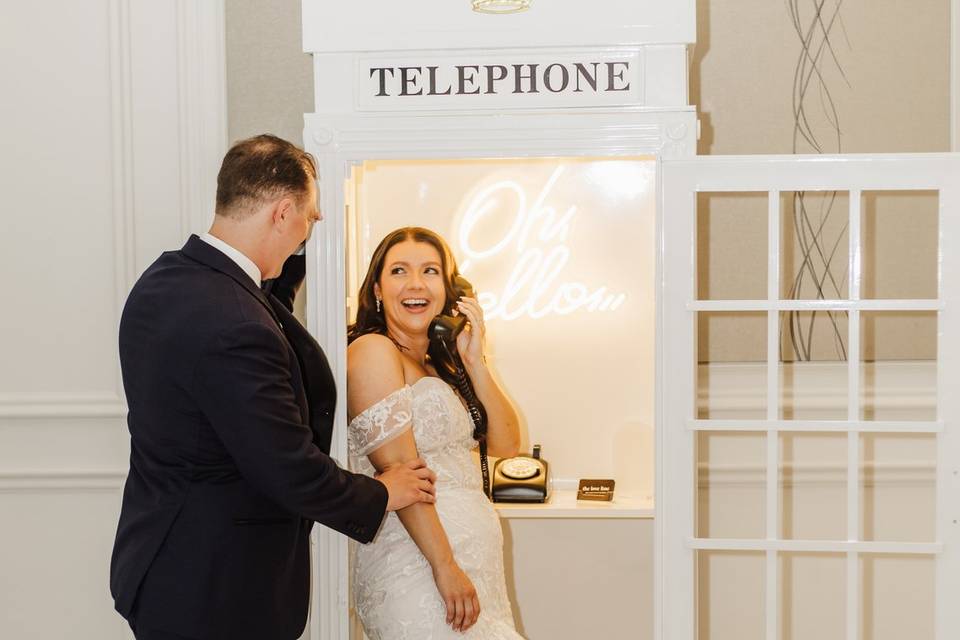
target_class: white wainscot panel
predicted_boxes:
[129,0,225,261]
[0,488,130,640]
[129,0,188,263]
[0,0,125,410]
[0,0,226,419]
[0,418,129,478]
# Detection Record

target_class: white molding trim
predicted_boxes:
[109,0,136,298]
[177,0,228,238]
[689,538,941,554]
[307,110,697,160]
[698,461,936,488]
[109,0,136,411]
[176,0,193,239]
[697,360,937,415]
[0,470,127,492]
[0,392,126,418]
[309,527,350,640]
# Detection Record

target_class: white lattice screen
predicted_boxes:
[659,154,960,640]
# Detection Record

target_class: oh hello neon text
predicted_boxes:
[457,166,627,321]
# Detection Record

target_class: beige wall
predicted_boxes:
[693,0,950,156]
[225,0,313,321]
[225,0,312,147]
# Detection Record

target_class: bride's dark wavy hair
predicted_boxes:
[347,227,488,450]
[348,227,462,345]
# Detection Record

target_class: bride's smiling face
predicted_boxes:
[375,240,447,338]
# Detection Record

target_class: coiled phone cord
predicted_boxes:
[439,339,491,498]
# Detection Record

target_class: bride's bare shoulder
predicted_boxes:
[348,333,397,359]
[348,334,403,371]
[347,334,406,416]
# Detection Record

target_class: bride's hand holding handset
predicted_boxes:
[452,295,522,460]
[452,296,486,372]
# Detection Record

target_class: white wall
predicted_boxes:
[0,1,226,637]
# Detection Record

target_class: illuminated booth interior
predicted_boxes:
[343,156,657,504]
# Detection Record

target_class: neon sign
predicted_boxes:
[457,166,627,321]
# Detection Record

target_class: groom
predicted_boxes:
[110,135,437,640]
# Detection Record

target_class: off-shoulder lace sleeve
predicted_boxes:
[348,386,414,458]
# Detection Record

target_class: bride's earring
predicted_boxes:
[376,297,381,313]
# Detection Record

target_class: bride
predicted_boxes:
[346,227,525,638]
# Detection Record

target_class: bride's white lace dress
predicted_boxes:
[348,376,523,639]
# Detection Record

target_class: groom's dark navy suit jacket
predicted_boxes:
[110,235,387,639]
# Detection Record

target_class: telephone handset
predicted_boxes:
[428,276,491,497]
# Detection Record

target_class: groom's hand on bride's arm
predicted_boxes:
[376,458,437,511]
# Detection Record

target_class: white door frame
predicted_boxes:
[303,108,696,639]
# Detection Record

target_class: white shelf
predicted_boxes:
[493,489,654,519]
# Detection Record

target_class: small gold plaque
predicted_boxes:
[577,478,615,501]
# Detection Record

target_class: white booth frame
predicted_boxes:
[659,153,960,640]
[302,108,694,640]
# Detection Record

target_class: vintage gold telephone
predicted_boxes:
[492,445,549,503]
[428,276,491,497]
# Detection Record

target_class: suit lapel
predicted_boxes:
[267,295,337,454]
[181,236,312,426]
[181,235,283,329]
[266,296,310,428]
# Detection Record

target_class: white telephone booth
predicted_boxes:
[300,2,959,639]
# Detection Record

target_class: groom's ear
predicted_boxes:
[269,195,296,230]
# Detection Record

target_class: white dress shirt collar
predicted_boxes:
[199,233,262,286]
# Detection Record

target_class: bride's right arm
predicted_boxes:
[347,335,480,633]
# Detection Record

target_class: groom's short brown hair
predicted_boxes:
[215,134,317,218]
